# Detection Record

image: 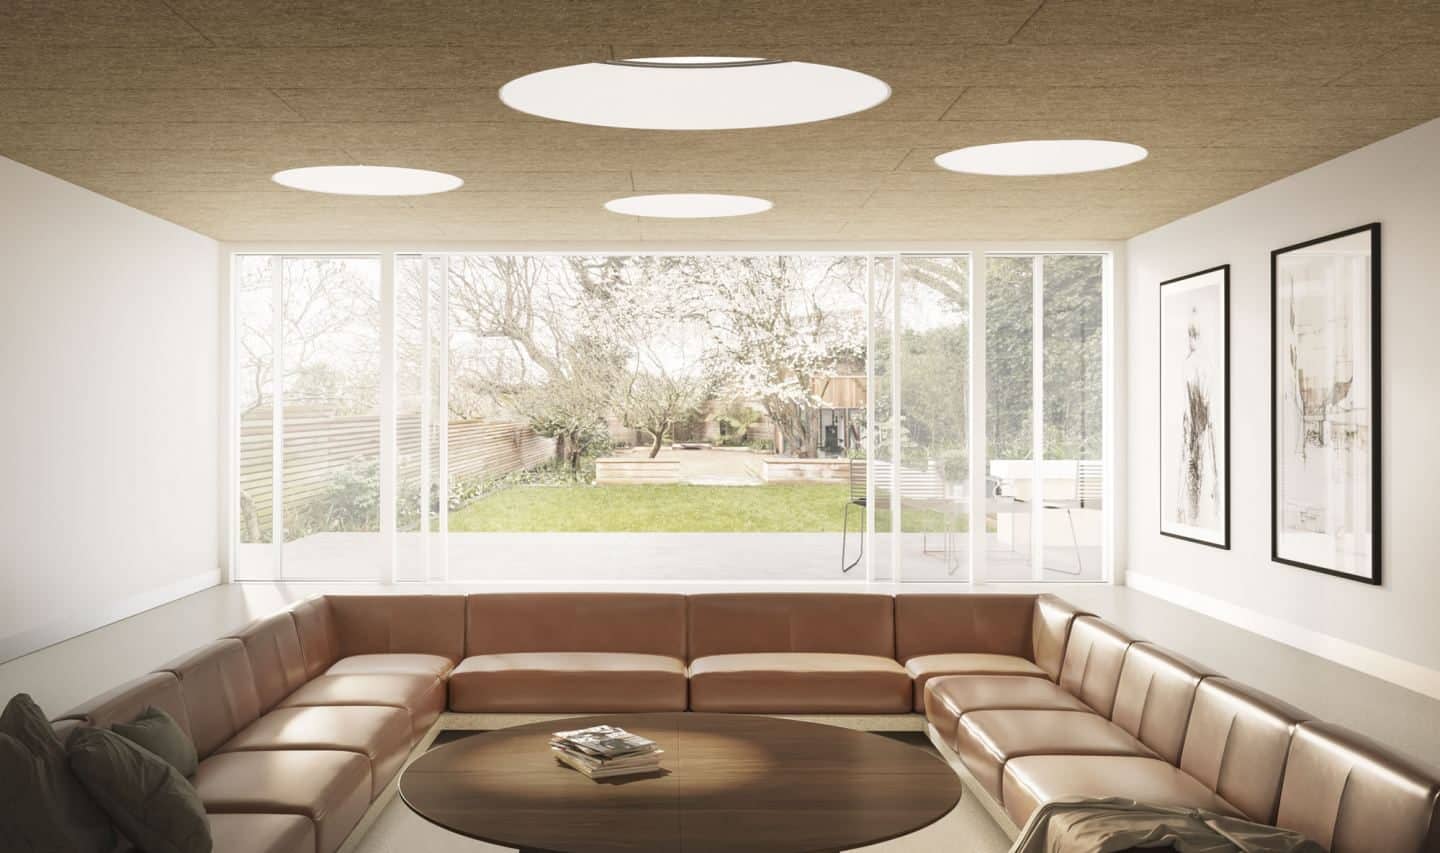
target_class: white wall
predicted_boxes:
[0,156,221,665]
[1125,118,1440,691]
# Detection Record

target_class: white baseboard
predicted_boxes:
[1126,571,1440,703]
[0,568,221,664]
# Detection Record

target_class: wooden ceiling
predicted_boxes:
[2,1,1438,244]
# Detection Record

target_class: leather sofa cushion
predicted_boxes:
[328,595,466,663]
[1179,678,1310,823]
[687,593,896,659]
[924,675,1094,750]
[1032,595,1084,680]
[893,594,1037,663]
[465,593,687,658]
[209,813,315,853]
[448,652,687,713]
[955,709,1155,801]
[291,597,339,681]
[1056,616,1137,717]
[905,654,1047,710]
[1002,755,1242,827]
[228,613,308,713]
[326,654,454,679]
[276,674,444,741]
[218,706,412,799]
[1275,722,1440,853]
[1109,643,1216,764]
[688,653,911,714]
[195,750,370,853]
[61,672,194,743]
[162,640,263,759]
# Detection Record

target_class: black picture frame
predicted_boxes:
[1270,223,1381,585]
[1159,264,1231,550]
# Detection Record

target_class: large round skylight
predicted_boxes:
[604,193,773,218]
[500,58,891,130]
[933,140,1149,176]
[271,165,463,196]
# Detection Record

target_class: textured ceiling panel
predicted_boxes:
[1,0,1437,243]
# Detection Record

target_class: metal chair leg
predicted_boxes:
[841,502,864,573]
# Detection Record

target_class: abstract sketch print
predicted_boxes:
[1178,310,1219,526]
[1277,251,1371,574]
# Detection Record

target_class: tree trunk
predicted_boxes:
[648,429,664,458]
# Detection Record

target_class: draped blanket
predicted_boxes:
[1010,798,1324,853]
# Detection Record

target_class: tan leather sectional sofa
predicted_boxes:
[48,592,1440,853]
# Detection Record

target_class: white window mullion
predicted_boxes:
[379,253,397,583]
[864,255,877,582]
[420,256,436,581]
[1030,255,1046,581]
[270,255,285,580]
[968,252,987,584]
[437,254,451,582]
[890,254,903,582]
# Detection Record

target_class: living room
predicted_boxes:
[1,2,1438,852]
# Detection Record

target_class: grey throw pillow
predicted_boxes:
[66,726,212,853]
[0,693,116,852]
[112,706,198,778]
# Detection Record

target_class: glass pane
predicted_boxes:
[897,255,970,582]
[984,256,1036,581]
[235,256,276,580]
[278,257,383,580]
[1042,254,1105,578]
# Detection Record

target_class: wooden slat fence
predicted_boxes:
[240,410,553,528]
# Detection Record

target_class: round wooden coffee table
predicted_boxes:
[399,712,963,853]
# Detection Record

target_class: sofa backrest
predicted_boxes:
[1032,595,1084,680]
[60,671,194,742]
[1057,616,1136,717]
[227,611,307,712]
[291,595,338,680]
[1276,722,1440,853]
[1109,643,1215,764]
[160,639,261,758]
[893,594,1036,664]
[327,594,466,662]
[466,593,687,658]
[687,593,895,660]
[1179,678,1311,823]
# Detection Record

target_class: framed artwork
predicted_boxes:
[1160,265,1230,548]
[1272,223,1381,584]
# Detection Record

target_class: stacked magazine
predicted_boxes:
[550,724,664,780]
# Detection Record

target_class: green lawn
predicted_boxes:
[447,483,961,533]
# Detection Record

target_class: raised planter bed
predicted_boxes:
[595,456,682,485]
[761,457,851,483]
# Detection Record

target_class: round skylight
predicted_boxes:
[271,165,463,196]
[604,193,773,218]
[933,140,1149,176]
[500,58,891,129]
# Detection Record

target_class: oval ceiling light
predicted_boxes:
[271,165,463,196]
[934,140,1149,176]
[604,193,773,218]
[500,57,890,130]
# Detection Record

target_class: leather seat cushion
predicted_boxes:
[276,674,443,741]
[905,654,1048,710]
[924,675,1094,749]
[326,653,454,679]
[688,653,911,714]
[208,813,315,853]
[218,706,412,799]
[448,652,686,713]
[194,750,370,853]
[1002,755,1243,827]
[955,709,1155,801]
